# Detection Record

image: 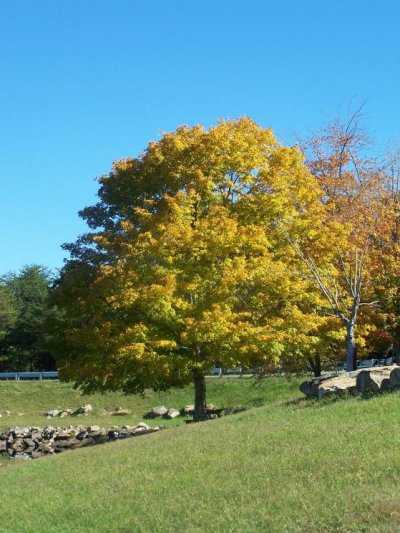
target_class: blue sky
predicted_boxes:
[1,0,399,274]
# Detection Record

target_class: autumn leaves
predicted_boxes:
[49,117,399,414]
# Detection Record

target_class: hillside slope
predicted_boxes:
[1,380,400,532]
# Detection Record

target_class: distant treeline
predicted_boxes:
[0,265,57,371]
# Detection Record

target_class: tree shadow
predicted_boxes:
[283,393,355,409]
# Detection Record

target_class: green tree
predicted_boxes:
[0,285,17,338]
[1,265,56,371]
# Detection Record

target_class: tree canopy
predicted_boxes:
[51,118,339,419]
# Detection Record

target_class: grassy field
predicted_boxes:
[0,375,297,431]
[2,377,400,532]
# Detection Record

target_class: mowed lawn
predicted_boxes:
[0,376,297,431]
[1,377,400,532]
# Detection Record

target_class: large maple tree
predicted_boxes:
[51,118,334,418]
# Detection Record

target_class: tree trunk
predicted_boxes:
[308,354,322,377]
[346,322,357,372]
[193,370,207,422]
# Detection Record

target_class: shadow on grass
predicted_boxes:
[284,393,356,410]
[356,387,400,402]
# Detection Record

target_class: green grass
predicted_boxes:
[0,376,299,431]
[2,377,400,532]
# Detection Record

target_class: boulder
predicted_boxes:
[356,367,392,394]
[300,376,329,398]
[300,365,400,399]
[165,409,180,419]
[390,366,400,388]
[146,406,168,418]
[300,373,358,398]
[318,374,357,398]
[152,406,168,417]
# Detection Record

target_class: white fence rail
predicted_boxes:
[0,371,59,381]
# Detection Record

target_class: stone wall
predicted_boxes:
[0,423,161,460]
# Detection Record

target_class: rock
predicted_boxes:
[121,425,135,431]
[0,420,160,460]
[152,406,168,417]
[300,365,400,399]
[53,438,81,449]
[300,377,328,398]
[165,409,180,419]
[390,366,400,388]
[11,440,25,452]
[45,410,61,418]
[37,442,54,454]
[55,430,72,438]
[136,422,150,430]
[131,427,145,434]
[73,404,93,416]
[182,405,195,415]
[356,367,392,394]
[318,374,357,398]
[300,374,357,399]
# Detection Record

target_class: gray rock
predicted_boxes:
[182,405,195,415]
[318,375,357,398]
[356,367,392,394]
[151,406,168,417]
[0,419,160,460]
[165,409,180,419]
[390,366,400,388]
[299,377,328,398]
[299,365,400,399]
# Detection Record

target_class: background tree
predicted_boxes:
[50,118,332,419]
[0,285,18,369]
[294,107,392,371]
[0,265,56,371]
